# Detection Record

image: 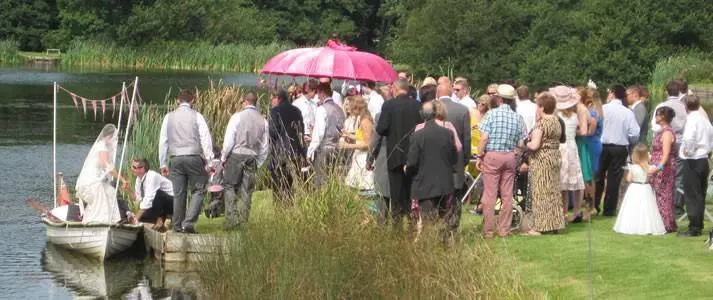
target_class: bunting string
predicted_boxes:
[56,82,140,120]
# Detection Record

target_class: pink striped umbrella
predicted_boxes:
[261,40,397,83]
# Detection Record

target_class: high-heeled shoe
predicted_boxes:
[568,214,583,224]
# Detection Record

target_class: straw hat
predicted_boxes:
[421,77,437,87]
[550,85,580,110]
[496,84,516,100]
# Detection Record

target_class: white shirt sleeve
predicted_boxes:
[139,172,159,210]
[307,106,327,160]
[332,92,343,108]
[680,117,697,157]
[626,111,641,144]
[195,113,213,161]
[158,115,169,168]
[257,120,270,167]
[221,114,239,162]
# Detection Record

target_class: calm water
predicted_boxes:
[0,66,259,299]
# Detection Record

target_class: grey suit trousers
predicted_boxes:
[223,154,258,228]
[169,155,208,231]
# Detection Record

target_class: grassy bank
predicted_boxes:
[60,40,290,72]
[198,172,536,299]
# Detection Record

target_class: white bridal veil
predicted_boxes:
[75,124,121,224]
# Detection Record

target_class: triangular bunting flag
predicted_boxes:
[71,94,79,111]
[111,96,116,117]
[91,100,98,120]
[81,98,87,117]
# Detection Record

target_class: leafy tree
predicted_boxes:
[0,0,56,51]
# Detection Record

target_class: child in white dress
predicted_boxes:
[613,144,666,235]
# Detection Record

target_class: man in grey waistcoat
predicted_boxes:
[306,82,346,187]
[221,91,269,228]
[159,89,213,233]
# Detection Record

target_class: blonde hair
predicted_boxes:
[588,88,603,118]
[347,95,373,122]
[558,105,577,117]
[478,94,492,112]
[433,100,448,121]
[631,143,650,172]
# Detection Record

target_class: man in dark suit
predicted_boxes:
[268,89,305,205]
[627,86,648,143]
[406,102,457,234]
[435,84,471,233]
[376,79,423,224]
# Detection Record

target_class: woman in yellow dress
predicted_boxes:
[467,95,492,212]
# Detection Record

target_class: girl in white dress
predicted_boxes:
[341,95,374,191]
[613,144,666,235]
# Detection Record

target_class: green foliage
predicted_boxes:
[60,40,291,72]
[390,0,713,89]
[0,0,55,51]
[199,180,536,299]
[0,40,21,64]
[647,54,713,109]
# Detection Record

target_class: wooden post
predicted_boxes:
[56,172,63,207]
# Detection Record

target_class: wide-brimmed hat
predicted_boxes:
[496,84,516,100]
[551,85,580,110]
[421,77,437,87]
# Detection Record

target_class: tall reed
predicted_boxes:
[199,164,536,299]
[61,40,291,72]
[0,40,20,64]
[648,54,713,107]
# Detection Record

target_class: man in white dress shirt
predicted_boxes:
[515,85,537,132]
[221,91,269,229]
[159,89,213,233]
[594,85,640,216]
[307,82,346,187]
[678,95,713,237]
[453,79,477,111]
[320,77,344,108]
[362,80,384,120]
[293,80,318,145]
[125,158,174,231]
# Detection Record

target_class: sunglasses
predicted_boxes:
[131,165,143,169]
[487,92,496,95]
[454,88,461,92]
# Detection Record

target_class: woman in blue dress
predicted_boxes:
[585,88,603,216]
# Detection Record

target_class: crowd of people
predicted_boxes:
[112,71,713,239]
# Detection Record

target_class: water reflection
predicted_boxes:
[41,243,200,299]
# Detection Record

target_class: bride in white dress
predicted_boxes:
[75,124,122,224]
[340,95,374,191]
[613,144,666,235]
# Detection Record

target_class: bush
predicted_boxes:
[0,40,20,64]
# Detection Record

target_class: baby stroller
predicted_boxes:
[462,153,528,232]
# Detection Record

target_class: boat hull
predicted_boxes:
[44,219,141,260]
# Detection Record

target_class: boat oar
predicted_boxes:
[26,198,63,223]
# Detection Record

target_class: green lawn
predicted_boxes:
[18,51,61,59]
[196,191,713,299]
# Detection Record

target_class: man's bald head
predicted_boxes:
[436,83,452,98]
[437,76,450,87]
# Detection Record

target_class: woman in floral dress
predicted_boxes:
[649,106,677,232]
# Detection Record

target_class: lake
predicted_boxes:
[0,66,260,299]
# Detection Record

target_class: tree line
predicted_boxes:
[2,0,712,88]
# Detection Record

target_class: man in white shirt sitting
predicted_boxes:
[125,158,174,231]
[515,85,537,132]
[678,95,713,237]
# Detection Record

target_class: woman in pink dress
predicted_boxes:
[649,106,677,232]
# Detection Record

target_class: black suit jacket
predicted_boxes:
[269,101,304,160]
[407,121,457,199]
[376,94,423,170]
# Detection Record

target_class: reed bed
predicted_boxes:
[199,164,536,299]
[648,54,713,107]
[61,40,291,72]
[0,40,20,64]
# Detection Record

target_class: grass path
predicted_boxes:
[461,211,713,299]
[196,192,713,299]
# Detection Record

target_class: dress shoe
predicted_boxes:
[677,231,701,237]
[182,226,198,234]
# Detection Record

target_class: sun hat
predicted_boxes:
[496,84,516,100]
[551,85,580,110]
[421,77,437,87]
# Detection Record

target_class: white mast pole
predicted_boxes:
[52,82,57,208]
[115,82,126,163]
[114,77,138,205]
